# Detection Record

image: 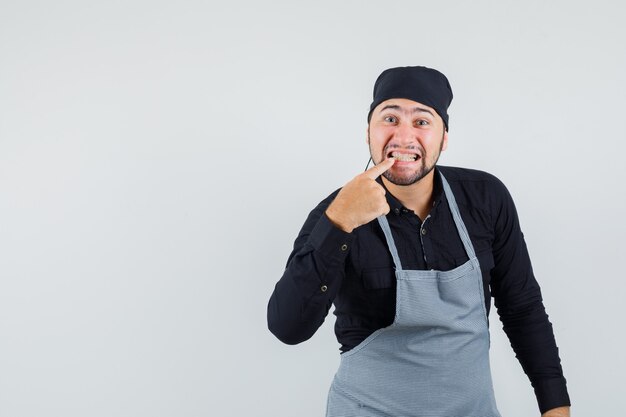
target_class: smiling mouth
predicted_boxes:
[388,151,421,162]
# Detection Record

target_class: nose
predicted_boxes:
[392,121,416,145]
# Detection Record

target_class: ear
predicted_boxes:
[441,130,449,152]
[366,126,370,145]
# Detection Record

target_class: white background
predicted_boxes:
[1,1,624,416]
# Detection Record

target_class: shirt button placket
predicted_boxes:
[420,215,431,264]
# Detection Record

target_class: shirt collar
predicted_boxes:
[375,165,445,216]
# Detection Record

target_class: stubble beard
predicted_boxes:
[368,134,445,186]
[384,157,434,186]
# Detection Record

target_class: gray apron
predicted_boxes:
[326,172,501,417]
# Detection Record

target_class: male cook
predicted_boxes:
[267,66,571,417]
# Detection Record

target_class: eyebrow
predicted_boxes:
[380,104,434,117]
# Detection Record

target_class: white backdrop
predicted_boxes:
[1,1,624,416]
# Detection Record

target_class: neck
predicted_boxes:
[382,168,436,220]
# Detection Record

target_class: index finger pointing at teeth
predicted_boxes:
[363,157,395,179]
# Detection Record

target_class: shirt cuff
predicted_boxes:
[534,377,571,414]
[309,212,354,262]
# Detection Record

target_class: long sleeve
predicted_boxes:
[267,191,354,345]
[489,178,571,414]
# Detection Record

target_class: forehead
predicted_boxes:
[372,98,437,116]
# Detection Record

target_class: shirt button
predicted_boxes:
[320,285,328,292]
[394,208,400,215]
[341,244,348,251]
[421,228,427,235]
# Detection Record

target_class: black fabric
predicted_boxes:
[267,165,570,413]
[368,66,453,130]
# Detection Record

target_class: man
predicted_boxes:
[267,66,570,417]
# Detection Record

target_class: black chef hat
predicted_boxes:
[367,66,453,131]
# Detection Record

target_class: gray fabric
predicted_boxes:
[326,172,501,417]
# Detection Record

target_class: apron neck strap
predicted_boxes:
[439,171,477,260]
[376,215,403,271]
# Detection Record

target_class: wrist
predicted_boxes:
[324,206,354,233]
[541,406,570,417]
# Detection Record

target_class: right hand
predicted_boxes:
[325,158,395,233]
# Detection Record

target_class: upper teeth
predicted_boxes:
[391,152,417,161]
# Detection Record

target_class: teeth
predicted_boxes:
[391,151,418,162]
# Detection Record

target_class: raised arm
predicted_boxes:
[268,158,395,344]
[267,193,353,345]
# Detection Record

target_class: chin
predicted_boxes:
[384,164,435,186]
[383,173,421,186]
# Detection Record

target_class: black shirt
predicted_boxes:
[267,165,570,413]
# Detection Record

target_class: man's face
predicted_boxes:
[367,98,448,186]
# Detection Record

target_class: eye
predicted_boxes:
[384,115,397,123]
[415,119,429,126]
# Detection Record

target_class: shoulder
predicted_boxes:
[438,165,508,191]
[437,165,503,185]
[436,165,514,209]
